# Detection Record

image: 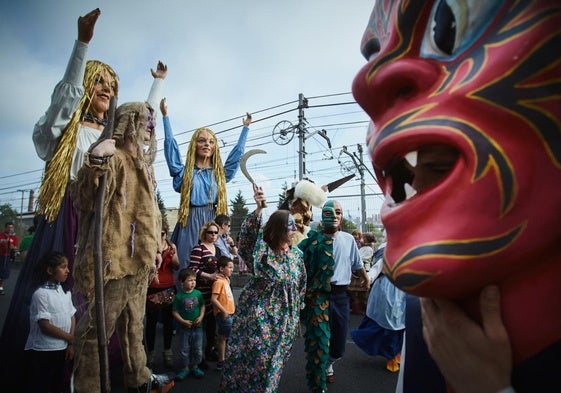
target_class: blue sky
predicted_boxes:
[0,0,382,217]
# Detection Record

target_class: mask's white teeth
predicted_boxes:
[405,150,418,168]
[404,183,417,200]
[385,189,396,207]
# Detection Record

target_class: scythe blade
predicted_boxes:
[240,149,267,207]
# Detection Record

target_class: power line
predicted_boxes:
[1,92,377,213]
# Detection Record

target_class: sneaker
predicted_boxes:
[174,368,190,381]
[386,355,400,372]
[0,287,4,295]
[152,373,173,386]
[192,366,205,378]
[127,373,173,393]
[326,364,335,383]
[216,361,224,370]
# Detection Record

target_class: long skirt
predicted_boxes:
[171,205,216,269]
[350,316,404,359]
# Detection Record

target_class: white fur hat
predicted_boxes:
[294,180,327,208]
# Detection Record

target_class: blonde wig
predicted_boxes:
[177,128,228,226]
[37,60,119,222]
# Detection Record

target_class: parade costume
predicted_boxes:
[0,41,120,386]
[162,117,248,268]
[299,230,333,392]
[0,35,165,385]
[353,1,561,391]
[70,102,166,392]
[280,179,327,246]
[299,201,345,392]
[351,244,405,372]
[219,210,306,392]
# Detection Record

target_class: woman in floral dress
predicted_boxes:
[219,187,306,392]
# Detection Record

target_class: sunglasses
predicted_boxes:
[206,231,219,235]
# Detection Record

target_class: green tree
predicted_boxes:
[0,204,21,234]
[277,181,288,209]
[229,190,249,241]
[340,217,356,234]
[156,189,168,229]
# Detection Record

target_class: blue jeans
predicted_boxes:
[179,325,203,367]
[216,314,233,338]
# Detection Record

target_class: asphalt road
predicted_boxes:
[0,261,398,393]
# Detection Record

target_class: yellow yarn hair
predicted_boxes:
[37,60,119,222]
[178,128,227,226]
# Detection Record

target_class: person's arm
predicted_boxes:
[237,186,265,267]
[353,266,370,290]
[350,237,370,290]
[226,235,238,256]
[168,242,180,270]
[160,98,186,192]
[32,9,101,161]
[194,300,205,326]
[38,319,74,343]
[189,245,217,281]
[146,61,167,111]
[367,257,383,283]
[70,139,116,212]
[210,281,228,318]
[223,113,252,181]
[172,309,191,328]
[66,315,76,361]
[420,285,513,393]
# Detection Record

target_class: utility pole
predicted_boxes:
[357,144,367,232]
[17,189,25,229]
[341,145,367,232]
[297,93,308,180]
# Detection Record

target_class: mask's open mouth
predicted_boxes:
[381,144,460,206]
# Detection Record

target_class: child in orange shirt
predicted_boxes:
[210,256,235,370]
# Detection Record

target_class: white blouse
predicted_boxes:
[24,284,76,351]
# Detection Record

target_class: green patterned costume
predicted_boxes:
[299,230,334,392]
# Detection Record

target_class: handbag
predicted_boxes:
[147,287,175,305]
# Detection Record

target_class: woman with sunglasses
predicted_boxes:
[189,221,222,367]
[219,186,306,392]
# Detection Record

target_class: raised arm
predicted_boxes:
[146,61,167,111]
[223,113,252,181]
[160,98,185,192]
[32,8,101,161]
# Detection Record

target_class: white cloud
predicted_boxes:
[0,0,381,215]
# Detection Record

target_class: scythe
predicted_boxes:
[240,149,268,208]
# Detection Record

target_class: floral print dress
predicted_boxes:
[218,211,306,393]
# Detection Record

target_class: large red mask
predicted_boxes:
[353,0,561,363]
